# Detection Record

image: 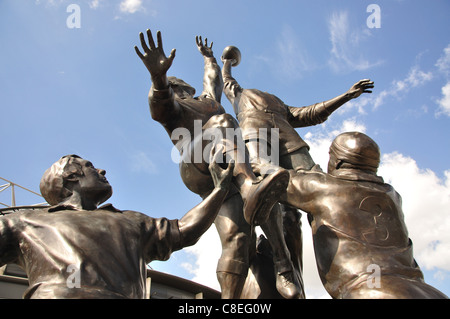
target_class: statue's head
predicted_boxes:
[168,76,196,98]
[40,155,112,206]
[328,132,380,174]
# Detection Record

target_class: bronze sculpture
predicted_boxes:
[134,29,303,298]
[279,132,448,299]
[0,153,234,298]
[221,46,374,298]
[2,27,445,300]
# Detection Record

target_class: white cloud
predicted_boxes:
[35,0,64,6]
[436,82,450,117]
[182,226,221,291]
[400,66,433,88]
[340,119,367,135]
[119,0,143,14]
[338,94,371,115]
[89,0,101,9]
[436,44,450,76]
[328,11,382,73]
[435,45,450,117]
[379,154,450,272]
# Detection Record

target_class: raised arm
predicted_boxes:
[221,58,244,115]
[196,36,223,103]
[135,29,175,89]
[319,79,374,115]
[177,148,234,248]
[135,29,180,124]
[288,79,374,127]
[221,58,233,82]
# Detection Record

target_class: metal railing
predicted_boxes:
[0,177,47,208]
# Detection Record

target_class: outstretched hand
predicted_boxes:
[196,36,214,58]
[135,29,176,79]
[346,79,374,99]
[208,145,234,191]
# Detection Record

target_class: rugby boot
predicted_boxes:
[276,270,303,299]
[242,168,289,225]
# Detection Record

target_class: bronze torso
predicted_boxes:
[0,205,180,299]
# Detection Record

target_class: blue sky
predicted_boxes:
[1,0,449,298]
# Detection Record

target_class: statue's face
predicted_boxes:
[71,158,112,205]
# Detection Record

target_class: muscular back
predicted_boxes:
[291,171,420,298]
[312,178,408,247]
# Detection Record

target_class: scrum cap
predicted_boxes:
[329,132,380,172]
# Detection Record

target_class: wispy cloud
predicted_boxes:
[373,65,433,110]
[335,56,434,115]
[369,45,450,115]
[436,44,450,76]
[341,44,450,117]
[35,0,65,6]
[256,24,315,81]
[119,0,144,14]
[275,25,315,80]
[328,11,382,73]
[129,150,157,175]
[436,44,450,117]
[89,0,101,9]
[336,89,372,115]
